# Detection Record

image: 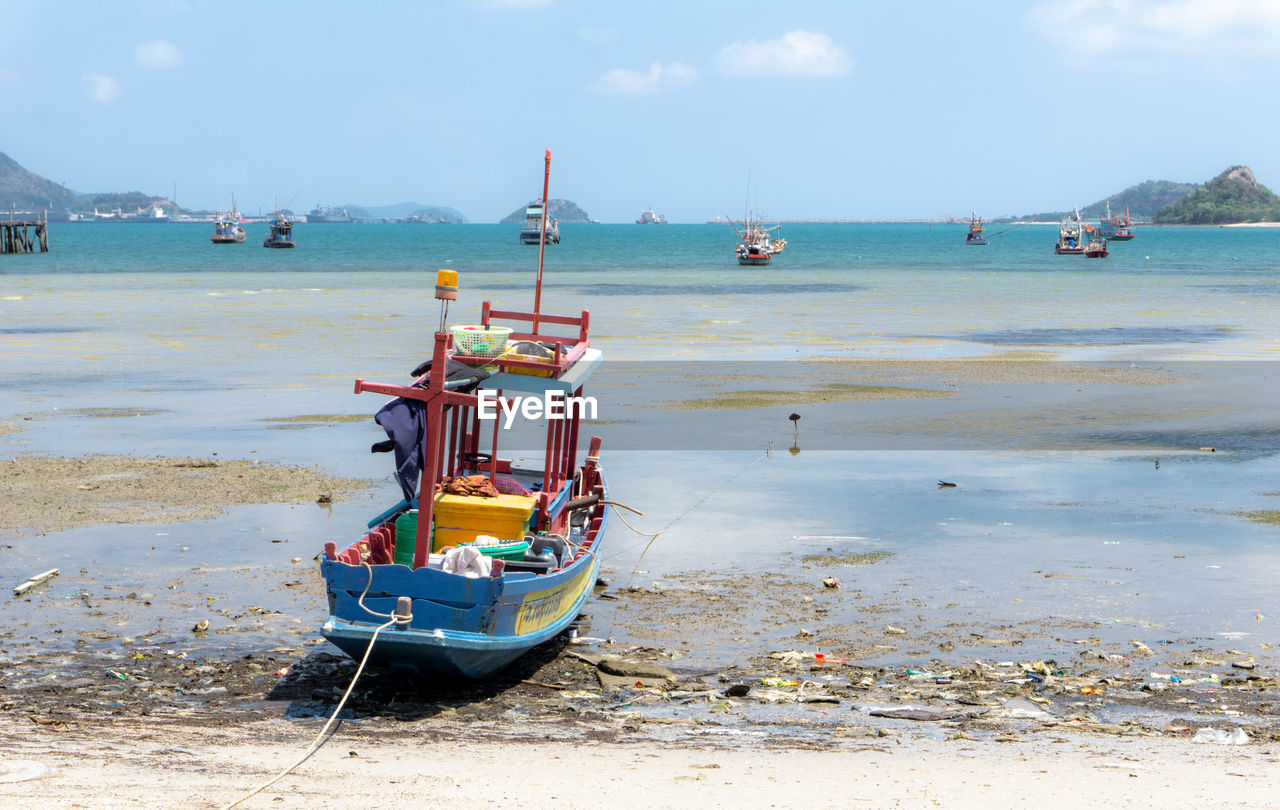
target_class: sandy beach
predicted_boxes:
[2,719,1277,809]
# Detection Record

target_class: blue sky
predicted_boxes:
[3,0,1279,222]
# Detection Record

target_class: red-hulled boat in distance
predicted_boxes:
[965,211,988,245]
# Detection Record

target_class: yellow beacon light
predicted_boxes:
[435,269,458,301]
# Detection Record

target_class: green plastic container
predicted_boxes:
[394,510,527,567]
[475,540,530,560]
[393,511,421,567]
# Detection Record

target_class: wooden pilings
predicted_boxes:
[2,210,50,254]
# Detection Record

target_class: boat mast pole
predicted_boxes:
[533,149,550,334]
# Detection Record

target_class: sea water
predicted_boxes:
[2,222,1278,663]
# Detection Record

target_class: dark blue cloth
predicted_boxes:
[373,359,489,502]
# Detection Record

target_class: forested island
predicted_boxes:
[499,199,594,224]
[1153,166,1280,224]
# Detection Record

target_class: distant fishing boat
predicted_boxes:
[636,208,667,224]
[263,212,295,248]
[730,212,784,265]
[965,212,988,245]
[210,196,246,244]
[1055,208,1086,255]
[1097,202,1135,241]
[519,200,559,244]
[1085,238,1109,258]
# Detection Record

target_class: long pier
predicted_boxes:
[2,211,49,254]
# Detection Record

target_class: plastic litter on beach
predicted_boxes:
[1192,727,1249,745]
[0,760,55,784]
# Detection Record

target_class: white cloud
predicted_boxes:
[592,62,696,95]
[83,74,120,103]
[135,39,183,69]
[716,30,852,78]
[1027,0,1280,58]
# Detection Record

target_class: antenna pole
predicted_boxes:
[533,149,551,333]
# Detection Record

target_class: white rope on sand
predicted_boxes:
[221,564,409,809]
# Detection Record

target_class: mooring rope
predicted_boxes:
[222,564,409,809]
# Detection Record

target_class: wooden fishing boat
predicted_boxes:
[210,195,246,244]
[965,211,988,245]
[519,200,560,244]
[1055,208,1086,255]
[263,212,295,248]
[318,151,608,679]
[736,242,772,265]
[1099,202,1135,241]
[731,212,783,265]
[1084,238,1109,258]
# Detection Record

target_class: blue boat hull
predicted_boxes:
[320,497,606,679]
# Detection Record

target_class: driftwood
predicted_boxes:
[13,568,59,596]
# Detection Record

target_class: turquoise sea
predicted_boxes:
[9,221,1280,364]
[2,222,1278,670]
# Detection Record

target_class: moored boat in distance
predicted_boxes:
[965,211,988,245]
[1085,238,1109,258]
[1097,202,1135,241]
[519,199,559,244]
[636,208,667,224]
[1055,208,1086,254]
[737,242,771,265]
[263,212,295,248]
[210,196,246,244]
[319,150,608,678]
[730,212,784,265]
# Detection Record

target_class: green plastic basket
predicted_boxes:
[450,325,512,358]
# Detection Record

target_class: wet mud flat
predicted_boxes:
[2,364,1279,762]
[0,454,368,534]
[2,557,1277,758]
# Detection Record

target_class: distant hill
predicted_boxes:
[1082,180,1202,220]
[0,151,175,215]
[1154,166,1280,224]
[349,201,467,222]
[0,152,80,212]
[499,199,593,224]
[1012,179,1200,223]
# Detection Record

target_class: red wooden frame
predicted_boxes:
[354,306,595,569]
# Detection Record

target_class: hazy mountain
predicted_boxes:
[0,151,175,214]
[348,201,467,222]
[1012,179,1201,222]
[0,152,81,212]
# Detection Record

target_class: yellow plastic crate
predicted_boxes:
[430,492,536,552]
[504,352,556,377]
